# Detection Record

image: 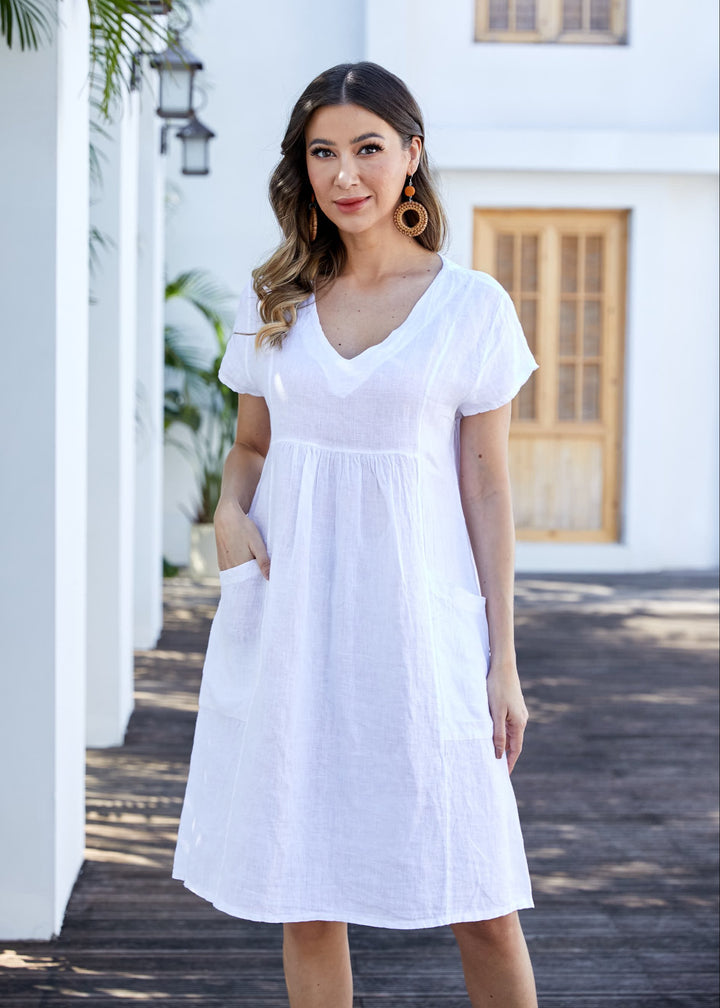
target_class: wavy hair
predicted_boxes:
[251,62,448,348]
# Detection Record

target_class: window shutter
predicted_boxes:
[475,0,626,42]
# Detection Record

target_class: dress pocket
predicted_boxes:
[218,558,262,585]
[199,561,266,722]
[430,581,494,741]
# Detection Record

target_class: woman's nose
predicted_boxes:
[335,157,358,188]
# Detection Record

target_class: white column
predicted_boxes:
[0,0,89,938]
[134,89,166,650]
[86,93,141,746]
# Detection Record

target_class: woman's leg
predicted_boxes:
[282,920,353,1008]
[451,912,537,1008]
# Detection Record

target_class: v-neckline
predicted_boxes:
[309,255,446,367]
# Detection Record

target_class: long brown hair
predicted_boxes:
[251,62,448,348]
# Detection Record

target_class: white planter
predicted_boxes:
[188,523,219,583]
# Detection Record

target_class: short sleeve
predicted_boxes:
[457,287,538,416]
[218,279,265,396]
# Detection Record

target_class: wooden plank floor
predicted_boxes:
[1,572,718,1007]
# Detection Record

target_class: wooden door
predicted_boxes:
[474,209,628,541]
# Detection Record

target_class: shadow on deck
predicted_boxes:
[1,572,718,1006]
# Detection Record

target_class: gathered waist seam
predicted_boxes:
[271,437,419,460]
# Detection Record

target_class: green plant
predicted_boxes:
[89,0,176,121]
[2,2,181,118]
[5,3,230,523]
[3,2,189,300]
[163,556,181,577]
[0,0,55,49]
[164,269,238,524]
[88,1,210,121]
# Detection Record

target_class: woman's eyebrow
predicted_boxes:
[307,132,385,147]
[351,132,385,143]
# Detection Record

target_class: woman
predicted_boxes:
[173,62,538,1007]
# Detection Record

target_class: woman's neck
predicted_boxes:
[339,229,436,287]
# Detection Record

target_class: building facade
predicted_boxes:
[0,0,716,941]
[164,0,719,572]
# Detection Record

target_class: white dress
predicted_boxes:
[173,256,538,928]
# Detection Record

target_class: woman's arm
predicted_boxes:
[458,403,529,773]
[214,393,272,578]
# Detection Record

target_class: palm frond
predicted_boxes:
[165,269,235,344]
[88,0,180,120]
[88,226,116,304]
[0,0,55,50]
[165,325,205,369]
[163,266,239,520]
[89,225,116,274]
[89,130,111,190]
[163,390,201,433]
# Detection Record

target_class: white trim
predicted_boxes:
[430,128,719,175]
[516,543,719,574]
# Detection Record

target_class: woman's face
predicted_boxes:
[305,103,421,240]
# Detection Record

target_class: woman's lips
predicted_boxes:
[334,196,370,213]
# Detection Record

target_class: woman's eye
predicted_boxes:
[359,143,383,155]
[310,147,334,159]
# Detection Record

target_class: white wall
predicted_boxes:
[0,0,89,938]
[162,0,718,572]
[162,0,365,563]
[164,0,365,290]
[134,88,167,649]
[385,0,719,571]
[86,93,140,747]
[442,169,719,571]
[367,0,718,134]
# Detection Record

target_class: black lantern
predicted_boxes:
[176,113,216,175]
[149,43,203,119]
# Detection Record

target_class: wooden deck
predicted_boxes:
[1,572,718,1007]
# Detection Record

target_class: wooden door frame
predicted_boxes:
[474,207,628,542]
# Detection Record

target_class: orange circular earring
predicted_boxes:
[393,175,428,238]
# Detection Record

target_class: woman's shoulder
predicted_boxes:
[441,257,506,294]
[231,277,270,345]
[439,257,510,317]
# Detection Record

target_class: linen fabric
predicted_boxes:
[173,256,538,928]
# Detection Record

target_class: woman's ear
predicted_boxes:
[408,135,423,175]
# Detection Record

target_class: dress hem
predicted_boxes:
[172,873,534,930]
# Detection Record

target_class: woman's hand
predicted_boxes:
[486,660,529,774]
[214,495,270,579]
